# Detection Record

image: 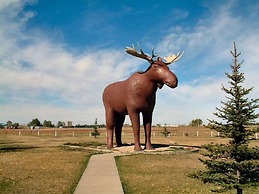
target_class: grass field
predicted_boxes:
[116,153,259,194]
[116,153,215,194]
[0,133,103,194]
[0,126,259,193]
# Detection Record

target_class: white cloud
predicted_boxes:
[0,1,258,126]
[0,36,139,122]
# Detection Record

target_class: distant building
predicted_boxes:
[161,124,179,127]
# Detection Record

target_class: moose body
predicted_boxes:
[103,46,182,151]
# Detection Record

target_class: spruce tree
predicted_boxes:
[91,118,100,138]
[191,43,259,194]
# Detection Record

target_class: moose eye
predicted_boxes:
[153,64,159,69]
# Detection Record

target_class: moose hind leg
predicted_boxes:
[115,114,125,147]
[129,111,142,151]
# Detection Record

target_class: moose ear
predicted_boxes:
[157,57,163,62]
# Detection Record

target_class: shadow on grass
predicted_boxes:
[152,143,202,149]
[0,145,38,152]
[121,143,202,149]
[63,142,105,147]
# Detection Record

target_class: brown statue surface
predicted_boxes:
[103,45,183,151]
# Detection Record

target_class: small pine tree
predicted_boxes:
[91,118,100,138]
[191,43,259,194]
[161,126,170,137]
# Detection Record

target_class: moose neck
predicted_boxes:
[140,70,160,93]
[143,63,166,89]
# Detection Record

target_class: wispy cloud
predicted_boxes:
[155,1,259,124]
[0,1,141,124]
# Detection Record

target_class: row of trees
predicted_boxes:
[189,118,259,127]
[5,121,19,129]
[3,119,74,129]
[3,118,105,129]
[27,118,70,128]
[6,118,205,129]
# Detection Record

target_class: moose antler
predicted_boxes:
[164,51,184,65]
[126,43,183,65]
[125,44,157,64]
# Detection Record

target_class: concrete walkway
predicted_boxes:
[73,144,196,194]
[73,153,124,194]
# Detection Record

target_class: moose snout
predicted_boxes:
[165,73,178,88]
[166,78,178,88]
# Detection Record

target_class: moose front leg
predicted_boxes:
[107,128,114,149]
[105,108,115,149]
[129,111,142,151]
[143,112,154,150]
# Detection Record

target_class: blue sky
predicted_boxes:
[1,0,259,126]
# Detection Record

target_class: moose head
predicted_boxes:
[103,44,183,151]
[125,44,183,89]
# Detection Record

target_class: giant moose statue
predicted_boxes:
[103,45,183,151]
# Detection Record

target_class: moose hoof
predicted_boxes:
[116,142,123,147]
[145,144,154,150]
[145,146,155,150]
[134,146,143,151]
